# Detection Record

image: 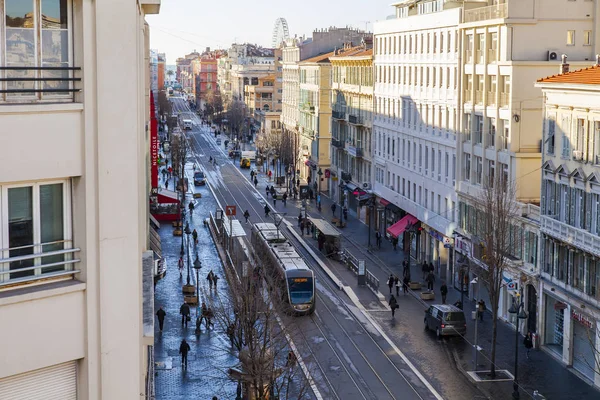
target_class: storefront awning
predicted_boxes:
[157,189,180,204]
[345,182,358,191]
[379,198,390,206]
[386,214,418,239]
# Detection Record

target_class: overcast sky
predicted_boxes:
[146,0,395,64]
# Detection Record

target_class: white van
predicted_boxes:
[241,151,256,161]
[183,119,193,130]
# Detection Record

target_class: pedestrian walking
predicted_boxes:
[296,178,300,187]
[270,186,276,198]
[213,274,219,289]
[179,339,191,368]
[305,220,310,236]
[188,200,195,214]
[227,323,235,346]
[477,299,486,321]
[273,196,277,207]
[440,281,448,304]
[297,214,303,228]
[342,206,348,220]
[266,186,270,197]
[426,271,435,291]
[206,307,214,329]
[207,270,214,288]
[264,204,270,217]
[331,203,337,215]
[300,220,305,236]
[387,274,395,295]
[282,192,287,206]
[375,231,382,248]
[389,294,399,317]
[254,177,258,187]
[199,302,208,327]
[178,256,184,278]
[392,237,399,251]
[192,228,198,244]
[524,332,534,358]
[429,261,435,275]
[156,306,166,332]
[394,275,400,296]
[422,261,429,281]
[243,210,250,223]
[180,302,190,327]
[293,186,298,199]
[403,260,410,277]
[402,275,410,294]
[250,170,254,179]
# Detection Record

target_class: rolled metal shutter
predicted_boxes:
[0,361,77,400]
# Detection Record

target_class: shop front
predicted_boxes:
[543,294,566,358]
[453,234,472,293]
[571,309,597,381]
[423,228,453,283]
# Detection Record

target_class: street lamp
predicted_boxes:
[180,208,185,257]
[184,222,192,286]
[508,287,528,400]
[339,182,345,225]
[193,254,202,334]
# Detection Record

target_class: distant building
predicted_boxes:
[157,53,166,91]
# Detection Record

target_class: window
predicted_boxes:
[488,160,495,187]
[464,153,471,181]
[547,115,556,155]
[567,30,575,46]
[1,181,73,286]
[561,115,571,158]
[584,30,592,46]
[489,32,498,62]
[475,156,482,185]
[2,0,73,102]
[474,115,483,144]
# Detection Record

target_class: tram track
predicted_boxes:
[170,98,427,400]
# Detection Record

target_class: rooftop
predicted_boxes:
[537,64,600,85]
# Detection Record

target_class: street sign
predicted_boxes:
[225,205,237,216]
[358,260,366,275]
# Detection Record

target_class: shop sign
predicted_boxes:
[455,236,471,256]
[572,311,594,329]
[325,169,331,178]
[428,229,444,242]
[443,237,453,248]
[347,146,357,157]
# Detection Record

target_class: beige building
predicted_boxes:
[298,52,334,186]
[0,0,159,398]
[329,43,374,222]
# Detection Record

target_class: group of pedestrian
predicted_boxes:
[206,270,219,289]
[298,215,312,236]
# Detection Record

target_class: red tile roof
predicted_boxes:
[537,64,600,85]
[301,46,373,64]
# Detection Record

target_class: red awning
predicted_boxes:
[379,199,390,206]
[157,189,180,204]
[386,214,418,239]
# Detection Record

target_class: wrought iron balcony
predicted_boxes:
[332,110,346,120]
[356,147,364,158]
[332,138,344,148]
[348,114,363,125]
[0,66,81,102]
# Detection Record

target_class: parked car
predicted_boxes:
[216,137,222,145]
[424,304,466,338]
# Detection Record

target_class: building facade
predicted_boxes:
[373,0,462,276]
[158,52,166,91]
[329,43,374,223]
[197,53,219,110]
[0,0,159,398]
[537,63,600,387]
[455,0,599,333]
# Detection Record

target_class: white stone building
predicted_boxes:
[373,0,463,277]
[0,0,159,398]
[536,63,600,387]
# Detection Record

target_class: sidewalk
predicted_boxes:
[243,161,599,400]
[153,164,237,399]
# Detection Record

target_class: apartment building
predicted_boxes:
[217,54,232,105]
[0,0,159,398]
[158,53,166,91]
[281,27,370,181]
[455,0,598,332]
[373,0,462,276]
[228,44,275,103]
[330,42,374,223]
[196,52,219,110]
[536,63,600,387]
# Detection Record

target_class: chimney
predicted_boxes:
[596,54,600,66]
[561,54,569,74]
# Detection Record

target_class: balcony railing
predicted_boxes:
[332,110,346,120]
[356,148,364,158]
[474,90,484,104]
[0,66,81,102]
[348,114,364,125]
[488,49,497,63]
[0,240,81,288]
[463,2,508,23]
[465,51,473,64]
[486,133,496,148]
[475,50,484,64]
[464,91,473,103]
[487,91,496,105]
[541,216,600,257]
[332,138,344,148]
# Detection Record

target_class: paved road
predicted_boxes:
[170,97,441,400]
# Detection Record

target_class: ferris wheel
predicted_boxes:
[272,18,290,48]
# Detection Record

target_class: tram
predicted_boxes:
[251,223,315,315]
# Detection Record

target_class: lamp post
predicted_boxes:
[339,181,345,225]
[193,254,202,334]
[184,223,192,286]
[180,209,185,257]
[508,287,528,400]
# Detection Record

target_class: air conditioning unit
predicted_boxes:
[573,150,584,161]
[547,51,558,61]
[362,182,371,190]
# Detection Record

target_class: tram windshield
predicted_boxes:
[287,277,314,304]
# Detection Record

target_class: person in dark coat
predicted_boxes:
[282,192,288,206]
[392,237,399,251]
[297,214,303,227]
[331,203,337,215]
[440,281,448,304]
[206,307,214,329]
[477,299,486,321]
[375,231,382,248]
[156,306,166,332]
[180,302,190,327]
[213,274,219,289]
[524,332,534,358]
[426,271,435,291]
[394,275,400,296]
[389,295,399,317]
[264,204,270,217]
[243,210,250,223]
[254,176,258,187]
[402,275,410,294]
[207,270,214,288]
[429,262,435,274]
[387,274,395,294]
[403,260,410,277]
[422,262,429,281]
[300,220,305,236]
[179,339,191,368]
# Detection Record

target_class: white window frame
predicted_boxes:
[0,180,73,285]
[567,30,575,46]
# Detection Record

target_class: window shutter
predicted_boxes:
[569,187,576,226]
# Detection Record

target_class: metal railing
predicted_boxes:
[340,250,380,292]
[366,270,380,292]
[487,91,496,105]
[499,92,509,107]
[463,2,508,23]
[0,66,81,101]
[348,114,364,125]
[464,91,473,103]
[332,110,346,120]
[474,90,484,104]
[0,240,80,287]
[332,138,344,148]
[475,50,484,64]
[356,148,364,158]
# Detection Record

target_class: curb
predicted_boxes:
[450,348,493,400]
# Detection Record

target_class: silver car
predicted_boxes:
[424,304,467,338]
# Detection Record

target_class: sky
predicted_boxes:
[146,0,395,65]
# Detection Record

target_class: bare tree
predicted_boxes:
[476,175,519,378]
[204,88,224,121]
[169,132,189,198]
[209,257,311,399]
[157,90,172,119]
[227,100,246,138]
